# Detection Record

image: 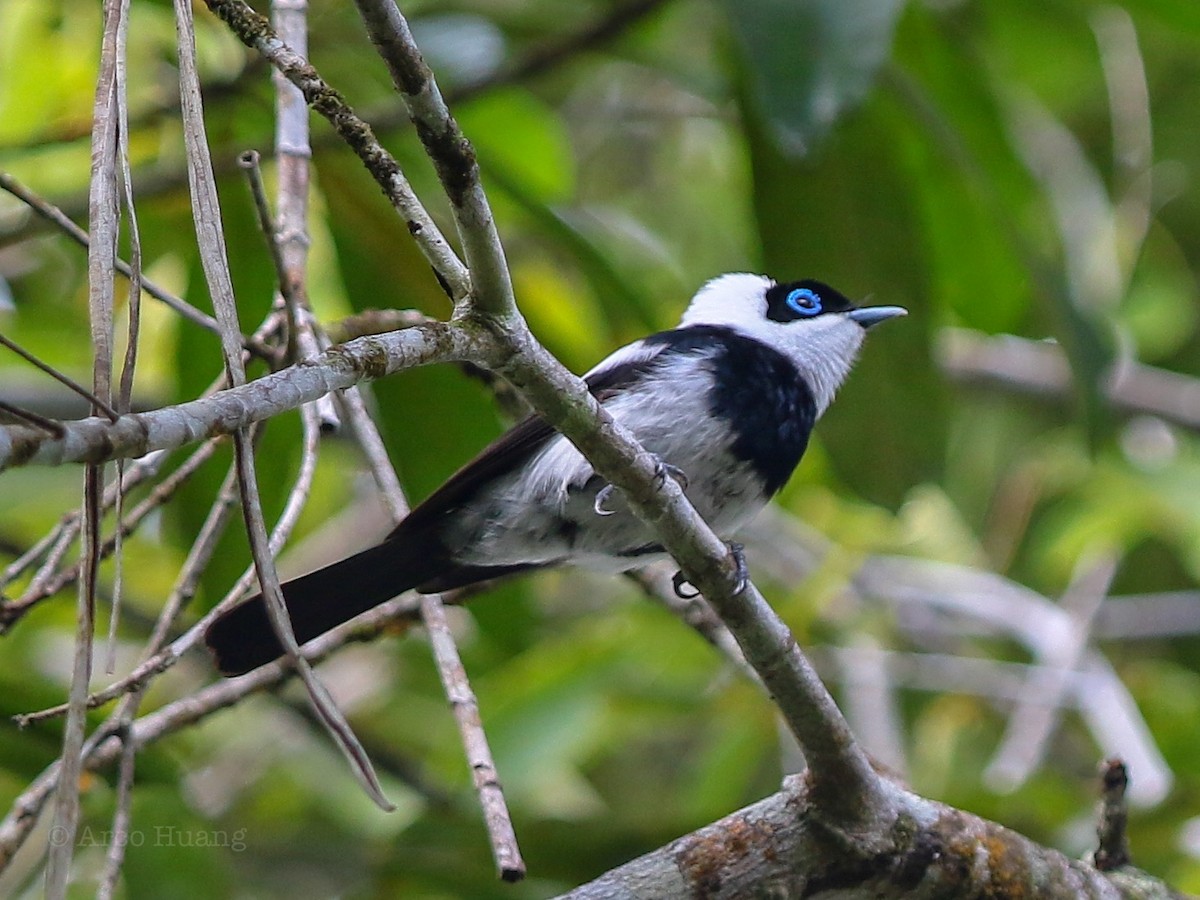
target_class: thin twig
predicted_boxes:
[237,150,289,294]
[177,0,393,812]
[0,400,65,436]
[424,594,526,880]
[233,404,396,809]
[334,385,526,879]
[266,0,341,431]
[96,722,137,900]
[0,171,225,339]
[0,332,120,422]
[201,0,471,301]
[238,150,298,361]
[1093,758,1131,871]
[269,0,307,358]
[325,308,431,342]
[4,437,223,625]
[353,0,512,318]
[239,150,340,430]
[45,0,123,888]
[106,0,144,674]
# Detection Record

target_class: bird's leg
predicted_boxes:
[593,455,689,517]
[671,542,749,599]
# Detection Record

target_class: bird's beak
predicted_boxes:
[846,306,907,329]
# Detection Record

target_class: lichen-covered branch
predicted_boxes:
[558,775,1185,900]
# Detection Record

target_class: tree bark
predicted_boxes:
[560,774,1186,899]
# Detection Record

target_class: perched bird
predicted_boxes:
[205,274,905,675]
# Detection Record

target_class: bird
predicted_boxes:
[205,273,906,675]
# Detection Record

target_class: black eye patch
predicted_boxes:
[765,279,854,323]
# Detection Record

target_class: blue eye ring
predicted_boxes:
[785,287,822,317]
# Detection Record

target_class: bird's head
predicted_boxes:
[679,273,906,414]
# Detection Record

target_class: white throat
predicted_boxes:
[679,273,866,416]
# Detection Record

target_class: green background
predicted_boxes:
[2,0,1200,895]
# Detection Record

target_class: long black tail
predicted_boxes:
[204,539,438,677]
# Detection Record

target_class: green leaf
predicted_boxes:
[719,0,907,155]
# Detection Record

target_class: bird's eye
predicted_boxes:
[785,288,822,317]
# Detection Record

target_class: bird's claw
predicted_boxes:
[593,457,688,518]
[727,542,748,595]
[593,483,617,517]
[654,459,689,492]
[671,542,748,600]
[672,570,700,599]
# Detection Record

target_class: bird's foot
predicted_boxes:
[671,542,749,599]
[653,459,689,492]
[593,483,618,516]
[727,541,749,595]
[671,570,701,599]
[593,456,689,517]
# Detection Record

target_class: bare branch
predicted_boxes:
[0,172,227,339]
[558,774,1182,899]
[1093,759,1132,871]
[0,320,476,470]
[238,149,299,360]
[335,383,526,880]
[856,552,1173,806]
[353,0,514,319]
[0,332,119,422]
[2,437,222,629]
[266,0,342,432]
[201,0,470,301]
[0,399,64,436]
[95,723,136,900]
[44,0,124,888]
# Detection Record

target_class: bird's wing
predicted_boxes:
[386,335,676,541]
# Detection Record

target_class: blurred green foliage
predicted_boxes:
[2,0,1200,896]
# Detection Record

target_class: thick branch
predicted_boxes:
[559,775,1183,899]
